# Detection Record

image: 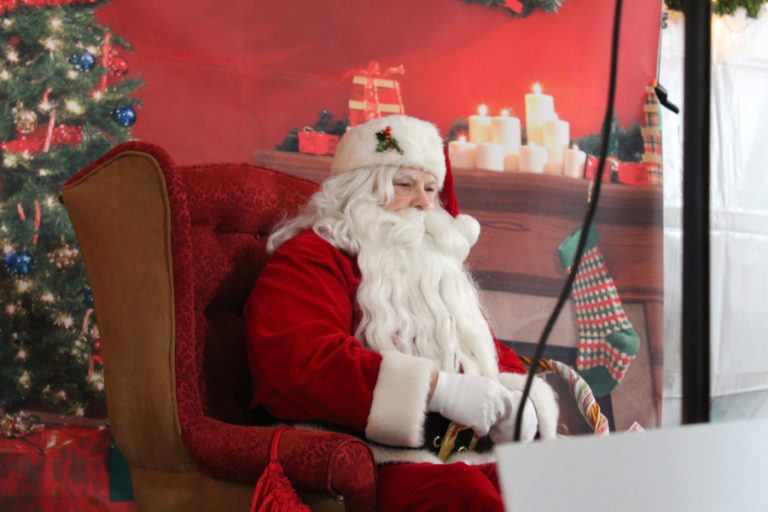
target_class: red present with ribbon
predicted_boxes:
[298,128,339,156]
[344,61,405,127]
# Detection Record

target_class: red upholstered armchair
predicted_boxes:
[61,142,376,512]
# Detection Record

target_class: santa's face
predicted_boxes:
[384,168,438,212]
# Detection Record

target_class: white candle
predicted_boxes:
[476,142,505,171]
[504,153,519,172]
[524,83,555,146]
[542,118,570,174]
[564,144,587,178]
[518,142,547,173]
[448,136,477,169]
[491,110,521,155]
[469,104,491,144]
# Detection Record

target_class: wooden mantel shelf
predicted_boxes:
[253,149,663,303]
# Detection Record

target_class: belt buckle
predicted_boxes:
[436,422,479,462]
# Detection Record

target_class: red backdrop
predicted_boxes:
[96,0,661,164]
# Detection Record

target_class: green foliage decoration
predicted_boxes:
[665,0,765,18]
[461,0,564,18]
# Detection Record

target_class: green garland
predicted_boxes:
[665,0,765,18]
[461,0,564,18]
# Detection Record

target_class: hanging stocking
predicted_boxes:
[558,224,641,397]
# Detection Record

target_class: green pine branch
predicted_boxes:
[461,0,565,17]
[664,0,765,18]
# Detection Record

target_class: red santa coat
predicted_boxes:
[245,229,557,462]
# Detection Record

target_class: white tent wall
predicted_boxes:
[660,7,768,426]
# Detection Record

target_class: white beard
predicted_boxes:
[348,200,499,378]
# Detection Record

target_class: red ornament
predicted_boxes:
[109,56,128,78]
[52,124,83,146]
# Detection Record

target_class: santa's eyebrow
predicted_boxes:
[393,171,417,181]
[393,170,437,186]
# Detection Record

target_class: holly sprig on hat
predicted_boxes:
[375,126,404,154]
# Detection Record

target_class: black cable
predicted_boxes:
[513,0,624,442]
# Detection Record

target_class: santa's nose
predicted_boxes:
[412,188,435,210]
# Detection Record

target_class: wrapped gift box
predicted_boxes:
[617,161,651,185]
[298,129,339,156]
[345,61,405,127]
[583,155,615,182]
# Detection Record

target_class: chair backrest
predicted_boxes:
[175,161,319,425]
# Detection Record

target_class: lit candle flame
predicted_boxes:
[458,135,467,142]
[533,83,542,94]
[478,104,488,116]
[501,109,509,117]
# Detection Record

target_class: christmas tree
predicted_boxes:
[0,0,142,422]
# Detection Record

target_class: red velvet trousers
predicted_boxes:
[377,462,505,512]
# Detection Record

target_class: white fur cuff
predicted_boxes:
[498,372,559,440]
[365,350,436,448]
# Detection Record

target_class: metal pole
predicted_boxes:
[682,0,711,424]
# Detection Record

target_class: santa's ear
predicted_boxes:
[440,145,460,217]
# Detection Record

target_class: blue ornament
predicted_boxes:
[69,51,96,72]
[111,106,137,127]
[3,250,34,276]
[83,288,94,306]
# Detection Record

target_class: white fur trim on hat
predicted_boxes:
[330,115,447,187]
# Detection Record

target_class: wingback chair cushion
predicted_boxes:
[62,142,376,512]
[178,160,317,425]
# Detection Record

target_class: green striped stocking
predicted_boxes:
[558,225,641,397]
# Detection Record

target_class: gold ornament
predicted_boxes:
[48,240,79,268]
[12,102,38,133]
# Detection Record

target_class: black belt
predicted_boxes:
[423,413,493,461]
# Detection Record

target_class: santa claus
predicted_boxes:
[245,115,558,511]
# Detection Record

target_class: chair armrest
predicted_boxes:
[184,417,377,512]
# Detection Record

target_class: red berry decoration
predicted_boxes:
[375,126,403,154]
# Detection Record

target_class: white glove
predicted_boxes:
[489,390,538,443]
[427,371,512,437]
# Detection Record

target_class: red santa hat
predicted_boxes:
[330,115,459,216]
